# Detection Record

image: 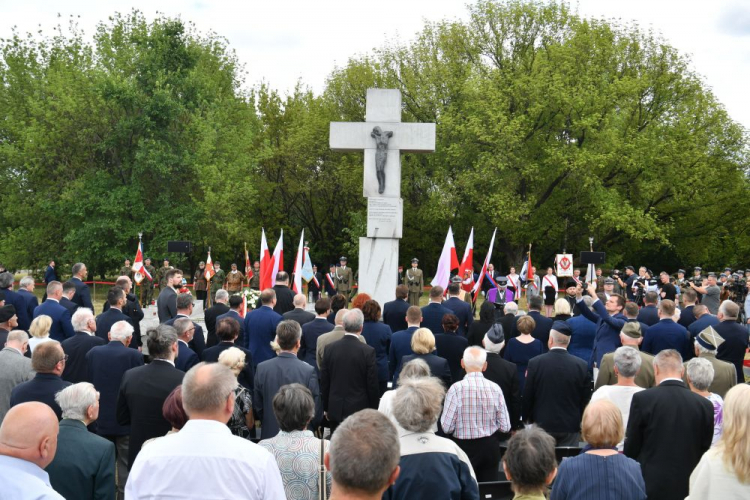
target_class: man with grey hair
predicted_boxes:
[523,321,590,446]
[165,292,205,357]
[61,308,105,383]
[590,346,645,451]
[682,326,736,398]
[0,330,34,425]
[46,383,115,499]
[70,262,94,311]
[254,320,321,439]
[441,347,510,481]
[316,308,364,370]
[713,300,749,383]
[117,325,183,469]
[326,409,400,500]
[283,293,316,326]
[596,322,656,390]
[0,271,31,331]
[321,309,379,431]
[391,377,478,498]
[624,349,714,500]
[11,341,71,419]
[17,276,38,322]
[204,288,230,348]
[102,276,145,351]
[126,363,284,499]
[33,281,75,341]
[173,317,199,372]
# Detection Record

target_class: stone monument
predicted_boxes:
[330,89,436,308]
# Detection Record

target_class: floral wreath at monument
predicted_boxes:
[241,288,261,310]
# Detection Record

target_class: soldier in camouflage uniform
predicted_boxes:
[210,261,226,307]
[225,263,245,295]
[404,258,424,306]
[194,261,208,309]
[139,257,157,306]
[119,259,132,279]
[156,259,172,290]
[335,256,354,304]
[248,261,261,290]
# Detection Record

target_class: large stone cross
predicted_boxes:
[329,89,436,306]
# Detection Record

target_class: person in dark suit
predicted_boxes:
[254,320,321,439]
[216,295,246,348]
[523,321,591,446]
[156,269,181,323]
[320,309,379,429]
[308,264,323,301]
[576,283,627,370]
[85,320,143,498]
[482,326,521,437]
[33,281,75,341]
[388,306,422,376]
[59,281,79,315]
[435,314,468,383]
[61,308,106,383]
[46,382,116,500]
[298,297,334,368]
[393,328,452,389]
[117,325,184,469]
[282,293,316,326]
[324,264,337,298]
[0,271,32,332]
[203,289,230,348]
[17,276,38,321]
[102,276,145,350]
[443,283,474,336]
[420,286,453,334]
[361,300,393,395]
[163,292,205,357]
[383,285,411,333]
[95,286,134,343]
[624,349,713,500]
[271,272,295,315]
[526,295,553,352]
[173,317,200,372]
[678,289,698,330]
[70,262,94,311]
[642,300,691,358]
[713,300,749,383]
[10,341,72,419]
[636,292,660,326]
[202,317,254,391]
[688,305,720,340]
[244,288,282,367]
[44,260,58,286]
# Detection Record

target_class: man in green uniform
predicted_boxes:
[156,258,172,290]
[139,257,157,306]
[248,260,261,290]
[404,258,424,306]
[225,263,245,295]
[210,261,226,306]
[194,261,208,309]
[335,256,354,304]
[119,259,132,279]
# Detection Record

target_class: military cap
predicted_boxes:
[694,266,702,271]
[695,326,725,351]
[0,304,16,323]
[677,269,686,274]
[551,321,572,336]
[621,322,642,339]
[339,256,347,262]
[329,263,336,268]
[604,278,615,285]
[450,275,463,284]
[724,267,732,272]
[625,266,635,272]
[411,258,419,264]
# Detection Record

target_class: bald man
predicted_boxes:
[0,402,64,499]
[282,293,316,327]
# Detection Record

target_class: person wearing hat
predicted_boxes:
[522,320,591,446]
[403,258,424,307]
[481,325,521,440]
[155,258,173,291]
[595,322,656,390]
[224,263,244,295]
[209,262,225,307]
[119,259,132,279]
[682,326,737,398]
[139,257,157,307]
[0,304,19,349]
[193,261,208,309]
[324,264,337,298]
[334,257,353,304]
[601,277,616,299]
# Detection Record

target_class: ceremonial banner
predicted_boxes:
[271,229,284,279]
[472,228,498,298]
[292,230,304,294]
[458,227,474,281]
[555,254,574,277]
[132,239,152,284]
[301,246,315,283]
[431,226,457,290]
[260,229,273,290]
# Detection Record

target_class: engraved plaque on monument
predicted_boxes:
[366,198,403,238]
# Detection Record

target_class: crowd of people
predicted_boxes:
[0,260,749,500]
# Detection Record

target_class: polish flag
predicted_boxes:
[472,228,498,298]
[259,229,273,290]
[457,227,474,281]
[270,229,284,282]
[292,230,305,293]
[204,251,215,281]
[132,241,152,283]
[431,226,458,290]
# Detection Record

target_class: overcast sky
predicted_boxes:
[3,0,750,129]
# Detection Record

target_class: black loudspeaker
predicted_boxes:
[167,241,192,253]
[580,251,606,265]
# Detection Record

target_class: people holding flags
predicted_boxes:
[194,261,208,309]
[542,267,559,317]
[131,235,154,307]
[506,266,521,303]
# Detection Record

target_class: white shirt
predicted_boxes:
[126,419,285,499]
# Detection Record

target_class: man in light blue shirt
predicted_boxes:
[0,402,64,499]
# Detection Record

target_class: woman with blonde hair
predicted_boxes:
[217,347,254,438]
[393,328,452,389]
[552,298,572,322]
[28,315,54,353]
[687,384,750,498]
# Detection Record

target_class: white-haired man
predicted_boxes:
[0,330,35,425]
[46,383,115,499]
[126,363,284,499]
[440,346,510,482]
[61,308,105,383]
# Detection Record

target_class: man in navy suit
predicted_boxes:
[576,284,627,370]
[202,317,254,392]
[95,286,133,343]
[642,300,691,358]
[526,295,554,352]
[243,289,282,367]
[443,282,473,336]
[388,306,422,377]
[164,293,205,357]
[298,297,334,368]
[216,295,246,348]
[156,269,181,323]
[17,276,38,321]
[70,262,94,311]
[383,285,410,333]
[86,320,143,497]
[10,341,71,419]
[420,286,453,334]
[637,292,660,326]
[59,281,79,315]
[61,308,105,383]
[714,300,750,383]
[678,289,698,330]
[102,276,144,350]
[44,260,58,285]
[33,281,75,341]
[0,271,31,332]
[688,305,719,340]
[173,317,200,372]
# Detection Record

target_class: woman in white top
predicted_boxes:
[687,384,750,499]
[379,358,435,432]
[28,315,54,353]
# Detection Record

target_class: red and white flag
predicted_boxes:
[132,240,152,283]
[271,229,284,281]
[292,230,305,294]
[472,228,498,298]
[259,229,273,290]
[204,251,215,282]
[458,227,474,282]
[431,226,459,290]
[245,245,252,280]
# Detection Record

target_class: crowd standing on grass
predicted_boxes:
[0,260,748,499]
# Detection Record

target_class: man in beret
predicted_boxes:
[595,322,655,390]
[682,326,736,398]
[0,305,19,349]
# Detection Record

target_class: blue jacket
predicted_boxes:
[420,303,453,334]
[443,297,473,336]
[361,320,392,382]
[17,289,38,321]
[578,299,626,369]
[383,299,410,333]
[94,308,132,342]
[10,373,72,419]
[566,314,597,364]
[637,305,660,326]
[61,332,106,383]
[44,265,57,284]
[389,326,418,377]
[4,289,31,331]
[642,319,691,358]
[688,314,720,340]
[71,277,94,311]
[298,318,334,368]
[175,340,199,372]
[244,306,282,366]
[394,353,452,389]
[34,299,75,341]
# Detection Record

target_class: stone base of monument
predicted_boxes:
[358,237,399,309]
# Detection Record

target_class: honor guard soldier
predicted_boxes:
[308,264,323,302]
[140,257,157,306]
[335,256,354,303]
[156,258,172,290]
[248,261,261,290]
[210,261,226,305]
[119,259,132,278]
[325,264,337,297]
[194,261,208,308]
[225,263,245,295]
[404,258,424,306]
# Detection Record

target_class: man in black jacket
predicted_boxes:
[70,262,94,311]
[382,285,410,333]
[271,272,295,315]
[164,293,205,357]
[526,295,553,351]
[95,287,133,343]
[203,289,230,348]
[156,269,182,324]
[482,325,521,438]
[10,341,72,419]
[102,277,144,349]
[282,293,316,327]
[61,308,105,383]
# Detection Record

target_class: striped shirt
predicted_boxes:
[440,372,510,439]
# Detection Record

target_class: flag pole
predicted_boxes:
[138,232,143,306]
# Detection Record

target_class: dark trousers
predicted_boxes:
[548,431,581,447]
[104,434,129,500]
[196,290,207,309]
[454,435,501,482]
